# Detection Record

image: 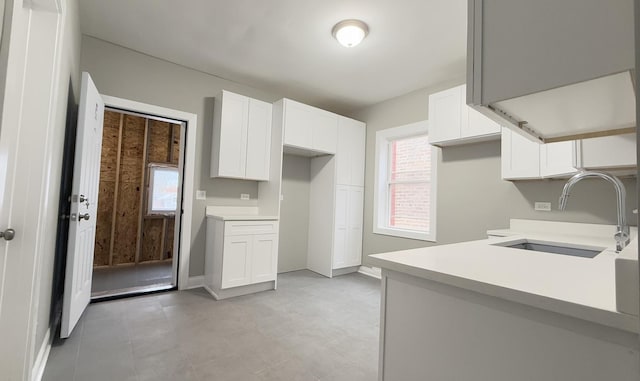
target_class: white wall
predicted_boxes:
[80,36,289,277]
[278,154,311,273]
[352,79,638,264]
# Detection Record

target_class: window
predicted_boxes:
[147,165,179,215]
[373,121,437,241]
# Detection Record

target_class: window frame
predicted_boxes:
[373,120,437,242]
[147,164,180,216]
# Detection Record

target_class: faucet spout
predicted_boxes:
[559,171,629,252]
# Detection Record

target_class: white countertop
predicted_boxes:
[369,220,639,333]
[206,214,279,221]
[205,205,278,221]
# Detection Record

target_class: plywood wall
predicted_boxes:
[94,110,181,267]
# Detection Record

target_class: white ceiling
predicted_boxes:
[79,0,468,113]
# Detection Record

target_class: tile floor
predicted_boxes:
[91,261,173,297]
[44,270,380,381]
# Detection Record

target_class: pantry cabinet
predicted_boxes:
[211,90,272,181]
[283,99,338,154]
[428,84,500,146]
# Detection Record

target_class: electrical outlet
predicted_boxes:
[534,202,551,211]
[196,190,206,200]
[240,193,250,201]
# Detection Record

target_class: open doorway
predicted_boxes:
[91,108,184,299]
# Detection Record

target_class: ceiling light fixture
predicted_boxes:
[332,19,369,48]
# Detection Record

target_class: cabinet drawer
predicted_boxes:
[224,221,279,236]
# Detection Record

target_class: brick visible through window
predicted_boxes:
[388,135,431,232]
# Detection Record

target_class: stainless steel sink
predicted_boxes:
[491,239,604,258]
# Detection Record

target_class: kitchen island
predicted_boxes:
[369,220,639,381]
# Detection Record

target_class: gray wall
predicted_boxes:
[278,154,311,273]
[80,36,286,277]
[352,79,638,265]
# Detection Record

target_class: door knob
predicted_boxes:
[78,213,90,221]
[0,228,15,241]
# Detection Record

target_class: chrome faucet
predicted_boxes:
[559,171,630,252]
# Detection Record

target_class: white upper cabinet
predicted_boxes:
[539,141,576,178]
[245,98,273,180]
[211,90,272,181]
[283,99,338,154]
[501,127,541,180]
[467,0,635,142]
[502,128,637,180]
[428,84,500,147]
[574,133,636,170]
[336,117,366,186]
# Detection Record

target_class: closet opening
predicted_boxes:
[91,108,185,300]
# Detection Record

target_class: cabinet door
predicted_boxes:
[312,110,338,153]
[336,118,366,186]
[217,92,248,178]
[350,121,366,186]
[251,234,278,283]
[575,133,636,169]
[333,185,348,269]
[245,98,272,181]
[283,100,312,148]
[501,128,540,180]
[428,85,463,144]
[463,106,501,139]
[346,186,364,267]
[336,120,351,185]
[221,235,252,289]
[540,141,576,178]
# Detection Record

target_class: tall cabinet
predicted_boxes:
[274,99,366,278]
[333,117,365,271]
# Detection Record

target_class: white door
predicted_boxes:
[0,1,65,377]
[61,72,104,338]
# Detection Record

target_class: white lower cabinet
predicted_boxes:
[333,185,364,270]
[205,218,278,299]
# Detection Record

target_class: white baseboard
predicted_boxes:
[358,266,382,280]
[185,275,204,289]
[32,328,51,381]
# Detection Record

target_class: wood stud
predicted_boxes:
[94,110,181,267]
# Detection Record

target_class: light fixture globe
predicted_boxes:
[332,19,369,48]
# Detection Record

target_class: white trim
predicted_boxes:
[186,275,204,290]
[31,328,51,381]
[358,266,382,280]
[373,121,438,242]
[101,95,197,290]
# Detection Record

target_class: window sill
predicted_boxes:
[373,226,436,242]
